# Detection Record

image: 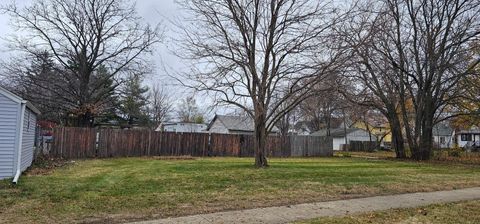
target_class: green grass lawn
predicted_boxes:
[1,157,480,223]
[299,200,480,224]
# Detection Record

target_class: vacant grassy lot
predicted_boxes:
[299,200,480,224]
[1,157,480,223]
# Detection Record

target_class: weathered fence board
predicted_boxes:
[349,141,377,152]
[51,127,96,159]
[50,128,333,159]
[210,133,240,156]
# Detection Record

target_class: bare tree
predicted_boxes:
[3,0,161,127]
[176,96,205,123]
[377,0,480,160]
[273,97,301,136]
[340,0,480,159]
[176,0,346,167]
[2,51,71,124]
[335,1,408,158]
[299,74,345,134]
[149,85,173,128]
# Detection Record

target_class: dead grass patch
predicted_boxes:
[25,156,74,176]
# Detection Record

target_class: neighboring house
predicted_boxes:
[155,122,207,133]
[290,118,344,135]
[352,115,392,145]
[432,123,454,149]
[207,115,279,134]
[311,128,377,151]
[0,86,40,182]
[454,127,480,148]
[291,121,314,135]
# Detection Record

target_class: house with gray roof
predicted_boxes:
[433,123,454,149]
[311,128,376,151]
[207,115,279,135]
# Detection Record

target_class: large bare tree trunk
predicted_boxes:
[254,113,268,168]
[413,112,434,160]
[389,116,406,159]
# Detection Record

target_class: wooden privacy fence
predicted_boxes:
[348,141,377,152]
[50,127,333,159]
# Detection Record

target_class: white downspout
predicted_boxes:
[13,103,26,184]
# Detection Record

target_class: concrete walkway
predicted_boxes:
[133,187,480,224]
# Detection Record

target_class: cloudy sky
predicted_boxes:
[0,0,185,91]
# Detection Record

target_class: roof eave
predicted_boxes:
[25,101,41,115]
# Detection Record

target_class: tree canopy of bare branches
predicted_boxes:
[340,0,480,160]
[176,0,346,167]
[3,0,162,126]
[149,85,173,127]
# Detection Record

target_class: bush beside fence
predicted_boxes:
[49,127,333,159]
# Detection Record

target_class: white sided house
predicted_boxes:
[0,86,40,183]
[155,122,207,133]
[311,128,377,151]
[432,123,454,149]
[454,128,480,148]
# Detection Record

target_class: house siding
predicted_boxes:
[0,93,19,179]
[332,130,377,151]
[456,134,480,148]
[433,135,453,149]
[163,123,207,133]
[20,108,37,171]
[347,130,377,142]
[332,138,345,151]
[208,120,229,134]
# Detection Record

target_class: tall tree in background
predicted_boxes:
[86,65,120,126]
[450,42,480,130]
[176,96,205,123]
[340,0,480,159]
[3,0,161,126]
[298,75,345,134]
[148,85,173,128]
[119,73,150,126]
[4,53,119,126]
[3,52,66,123]
[337,6,408,158]
[177,0,346,167]
[378,0,480,160]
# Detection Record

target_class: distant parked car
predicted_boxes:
[464,141,480,152]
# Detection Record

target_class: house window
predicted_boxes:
[461,134,472,141]
[440,137,446,144]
